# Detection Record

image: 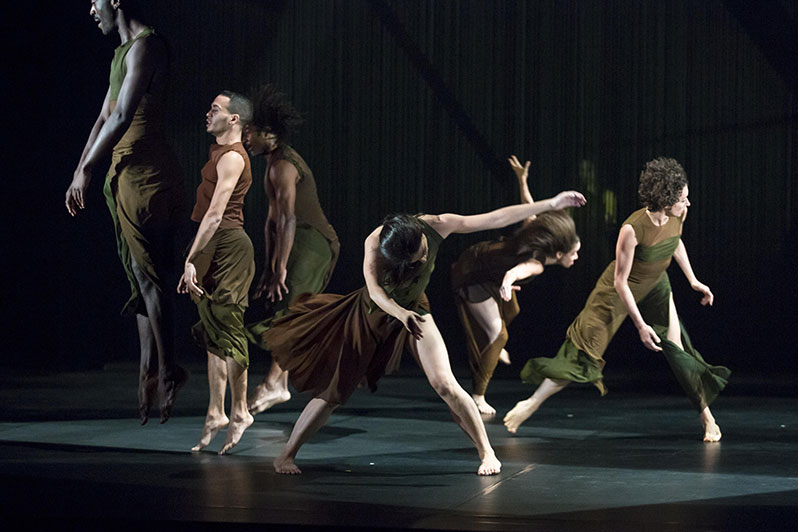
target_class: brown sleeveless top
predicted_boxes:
[191,142,252,229]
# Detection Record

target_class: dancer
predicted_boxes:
[179,92,255,455]
[504,157,730,442]
[66,0,186,424]
[243,84,340,415]
[259,191,586,475]
[452,156,581,416]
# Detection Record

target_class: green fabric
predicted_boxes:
[521,338,607,395]
[246,223,335,349]
[103,177,144,315]
[109,28,155,101]
[634,235,680,262]
[192,300,250,369]
[370,217,443,314]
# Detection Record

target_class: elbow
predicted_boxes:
[204,212,224,228]
[613,278,626,293]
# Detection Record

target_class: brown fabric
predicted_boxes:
[450,238,542,291]
[264,287,430,405]
[191,142,252,228]
[267,144,340,285]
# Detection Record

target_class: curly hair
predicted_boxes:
[638,157,688,211]
[376,214,425,286]
[511,210,579,261]
[249,83,304,141]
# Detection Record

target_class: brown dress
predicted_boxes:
[260,218,443,405]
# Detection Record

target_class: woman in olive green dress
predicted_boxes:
[504,157,730,442]
[258,190,586,475]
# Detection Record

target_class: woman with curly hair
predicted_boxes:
[451,156,581,416]
[256,190,586,475]
[504,157,730,442]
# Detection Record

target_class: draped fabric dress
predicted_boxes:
[102,27,184,316]
[521,208,730,411]
[260,218,443,405]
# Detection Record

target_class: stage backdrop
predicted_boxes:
[5,1,796,389]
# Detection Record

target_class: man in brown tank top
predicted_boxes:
[65,0,187,425]
[179,91,256,455]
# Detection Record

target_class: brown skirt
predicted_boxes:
[261,286,430,405]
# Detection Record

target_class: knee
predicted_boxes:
[486,320,506,344]
[428,377,458,400]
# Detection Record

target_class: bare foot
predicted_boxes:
[478,453,502,476]
[503,398,539,434]
[138,374,158,425]
[701,408,722,442]
[498,349,511,365]
[471,394,496,416]
[219,412,255,455]
[273,455,302,475]
[248,384,291,415]
[159,365,189,424]
[191,415,229,452]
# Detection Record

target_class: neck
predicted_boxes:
[645,208,669,226]
[117,14,148,44]
[215,129,242,146]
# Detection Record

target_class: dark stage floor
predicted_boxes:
[1,364,796,531]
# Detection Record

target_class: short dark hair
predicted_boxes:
[638,157,688,211]
[250,84,304,141]
[376,214,425,286]
[220,90,253,125]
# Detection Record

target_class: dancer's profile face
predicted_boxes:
[90,0,116,36]
[243,125,275,156]
[410,234,428,265]
[665,185,690,218]
[206,95,233,135]
[556,240,581,268]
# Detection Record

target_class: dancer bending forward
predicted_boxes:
[452,156,581,416]
[259,191,586,475]
[504,157,730,442]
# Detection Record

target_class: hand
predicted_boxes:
[266,268,289,303]
[508,155,530,183]
[65,168,92,216]
[252,270,270,300]
[637,324,662,352]
[398,309,425,341]
[177,262,203,297]
[551,190,586,210]
[691,281,714,306]
[499,281,520,302]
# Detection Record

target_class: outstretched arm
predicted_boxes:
[66,36,162,215]
[613,225,662,352]
[178,151,245,297]
[363,227,425,340]
[254,160,298,301]
[508,155,535,225]
[673,239,713,306]
[499,259,544,301]
[425,190,585,239]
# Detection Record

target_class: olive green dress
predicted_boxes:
[102,27,184,316]
[247,145,340,346]
[521,208,730,411]
[260,218,443,405]
[452,239,544,395]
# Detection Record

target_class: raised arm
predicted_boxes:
[363,227,425,339]
[66,36,162,215]
[499,259,544,301]
[673,239,714,306]
[508,155,535,225]
[427,190,585,239]
[178,151,245,296]
[613,225,662,352]
[254,160,299,302]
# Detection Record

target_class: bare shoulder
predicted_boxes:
[617,223,638,248]
[419,213,452,238]
[268,159,300,185]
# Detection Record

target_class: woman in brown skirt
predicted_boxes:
[452,156,581,416]
[259,190,587,475]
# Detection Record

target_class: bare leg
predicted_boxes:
[130,258,187,423]
[274,397,338,474]
[413,315,501,476]
[498,349,511,365]
[248,360,291,415]
[220,358,254,455]
[136,314,158,425]
[504,378,569,433]
[667,294,721,442]
[463,297,505,416]
[192,353,229,451]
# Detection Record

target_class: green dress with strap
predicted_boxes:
[101,27,184,316]
[260,217,443,405]
[521,208,730,411]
